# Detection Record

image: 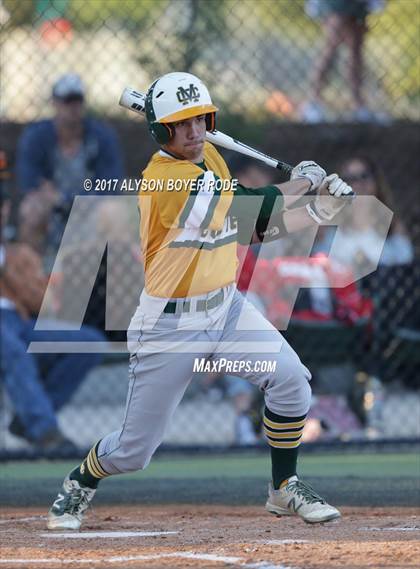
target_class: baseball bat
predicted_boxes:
[119,87,293,176]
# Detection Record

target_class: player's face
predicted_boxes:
[164,115,206,162]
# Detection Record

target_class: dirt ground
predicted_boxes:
[0,505,419,569]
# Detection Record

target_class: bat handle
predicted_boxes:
[276,161,293,176]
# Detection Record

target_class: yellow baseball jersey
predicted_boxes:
[139,142,237,298]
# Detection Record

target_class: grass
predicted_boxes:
[1,452,419,482]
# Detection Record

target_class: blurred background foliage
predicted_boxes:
[1,0,418,121]
[368,0,419,103]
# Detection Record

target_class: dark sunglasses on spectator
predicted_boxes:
[343,171,373,183]
[57,95,84,104]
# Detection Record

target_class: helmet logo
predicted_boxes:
[176,84,200,105]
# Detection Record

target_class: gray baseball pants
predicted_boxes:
[97,284,311,474]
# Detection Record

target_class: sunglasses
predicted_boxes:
[343,171,373,183]
[55,95,84,104]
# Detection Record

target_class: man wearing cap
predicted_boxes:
[16,73,124,255]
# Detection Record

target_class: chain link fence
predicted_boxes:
[0,0,419,455]
[1,0,419,122]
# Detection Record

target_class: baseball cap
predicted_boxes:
[52,73,85,100]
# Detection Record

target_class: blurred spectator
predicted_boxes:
[16,73,124,260]
[229,376,260,445]
[0,151,105,452]
[313,156,413,267]
[302,0,386,122]
[319,157,416,395]
[199,371,260,446]
[304,156,413,434]
[0,151,12,238]
[57,197,143,342]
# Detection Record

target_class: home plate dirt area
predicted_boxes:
[0,505,419,569]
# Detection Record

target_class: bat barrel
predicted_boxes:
[119,88,146,114]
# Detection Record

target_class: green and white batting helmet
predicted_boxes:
[145,72,218,144]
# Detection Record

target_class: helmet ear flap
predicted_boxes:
[151,114,214,144]
[145,80,175,145]
[149,122,174,145]
[205,112,216,132]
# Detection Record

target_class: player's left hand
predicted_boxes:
[306,174,354,223]
[290,161,327,191]
[322,173,354,199]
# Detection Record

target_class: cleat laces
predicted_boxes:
[55,481,93,518]
[287,479,327,505]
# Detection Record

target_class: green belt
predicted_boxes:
[163,289,224,314]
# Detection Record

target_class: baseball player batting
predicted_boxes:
[47,72,353,530]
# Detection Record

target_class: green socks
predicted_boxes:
[69,459,100,489]
[263,407,306,489]
[69,442,109,489]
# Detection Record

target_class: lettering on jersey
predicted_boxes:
[170,216,238,250]
[176,84,200,106]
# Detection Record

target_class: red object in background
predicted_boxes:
[237,249,373,326]
[39,18,73,46]
[237,245,259,292]
[0,151,8,171]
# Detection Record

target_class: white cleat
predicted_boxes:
[265,476,341,524]
[48,512,83,531]
[47,475,96,530]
